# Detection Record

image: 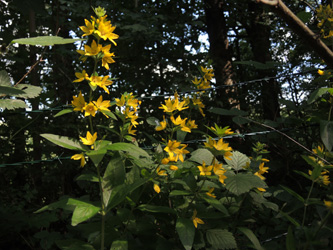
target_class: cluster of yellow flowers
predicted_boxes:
[316,4,333,38]
[71,7,119,167]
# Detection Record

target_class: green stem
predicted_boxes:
[96,164,106,250]
[313,211,331,239]
[301,181,315,227]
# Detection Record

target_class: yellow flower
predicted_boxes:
[80,131,97,146]
[94,15,119,46]
[93,95,111,112]
[156,166,167,176]
[170,115,187,126]
[71,153,86,167]
[257,187,266,192]
[159,97,177,113]
[258,162,269,175]
[324,200,333,212]
[197,161,213,176]
[192,209,204,228]
[115,95,126,106]
[318,69,325,75]
[101,44,115,70]
[181,119,198,133]
[169,165,178,171]
[206,187,216,198]
[83,40,102,56]
[83,102,98,117]
[71,91,86,112]
[254,172,266,180]
[80,19,95,37]
[153,183,161,193]
[161,158,170,164]
[128,124,137,135]
[192,76,201,86]
[204,137,215,149]
[156,116,167,131]
[214,138,232,151]
[212,159,223,174]
[73,70,89,83]
[312,145,324,155]
[164,140,189,162]
[201,66,214,81]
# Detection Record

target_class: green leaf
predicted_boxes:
[206,229,237,250]
[15,84,42,98]
[86,149,107,167]
[307,88,332,104]
[107,142,150,158]
[280,185,304,203]
[320,120,333,151]
[111,240,128,250]
[0,70,11,86]
[189,148,214,165]
[0,99,27,110]
[102,153,126,206]
[34,197,74,213]
[137,204,176,214]
[297,11,312,23]
[176,218,195,250]
[203,196,229,215]
[11,36,85,46]
[169,190,193,196]
[286,226,296,250]
[0,86,25,95]
[146,116,160,126]
[232,116,249,125]
[225,173,266,196]
[76,173,99,182]
[278,211,300,227]
[54,108,73,117]
[40,133,89,151]
[55,239,96,250]
[224,151,250,171]
[67,198,100,226]
[237,227,264,250]
[209,107,248,116]
[100,110,117,120]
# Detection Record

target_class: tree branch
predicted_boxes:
[258,0,333,68]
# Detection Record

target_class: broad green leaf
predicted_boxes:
[15,84,42,98]
[103,154,126,206]
[286,226,296,250]
[238,227,264,250]
[224,151,250,171]
[307,88,332,104]
[169,190,193,196]
[176,218,195,250]
[232,116,249,125]
[146,116,160,126]
[209,107,248,116]
[111,240,128,250]
[55,239,96,250]
[86,149,107,167]
[34,196,74,213]
[12,36,84,46]
[67,198,100,226]
[320,120,333,152]
[0,99,27,110]
[76,173,99,182]
[0,70,11,86]
[0,86,25,95]
[137,204,176,214]
[40,133,89,151]
[225,173,266,196]
[100,110,117,120]
[206,229,237,250]
[189,148,214,165]
[203,196,229,215]
[280,185,304,203]
[107,142,150,158]
[54,108,73,117]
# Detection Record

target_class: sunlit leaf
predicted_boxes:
[12,36,85,46]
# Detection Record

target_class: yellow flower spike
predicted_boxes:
[197,161,213,176]
[93,95,111,112]
[83,102,98,117]
[71,91,86,112]
[206,187,216,198]
[169,165,178,171]
[192,209,204,228]
[156,116,167,131]
[73,70,89,83]
[71,153,86,167]
[80,131,97,146]
[80,19,95,37]
[153,183,161,193]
